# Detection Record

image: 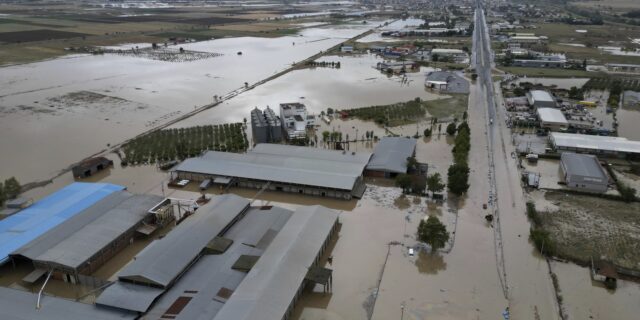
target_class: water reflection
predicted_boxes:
[415,250,447,275]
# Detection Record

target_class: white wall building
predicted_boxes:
[560,152,609,193]
[280,103,313,139]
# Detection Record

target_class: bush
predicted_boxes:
[526,202,542,226]
[530,228,556,256]
[446,123,457,135]
[447,163,470,195]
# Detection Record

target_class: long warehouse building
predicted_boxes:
[172,144,372,199]
[550,132,640,159]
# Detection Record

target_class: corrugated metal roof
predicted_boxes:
[561,152,607,179]
[11,192,162,271]
[528,90,554,103]
[213,205,338,320]
[0,287,134,320]
[537,108,567,124]
[551,132,640,154]
[96,282,164,313]
[174,144,371,191]
[145,206,293,320]
[0,183,125,265]
[367,137,417,173]
[116,194,250,288]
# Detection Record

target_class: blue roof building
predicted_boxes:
[0,182,125,264]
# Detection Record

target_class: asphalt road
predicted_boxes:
[472,1,560,319]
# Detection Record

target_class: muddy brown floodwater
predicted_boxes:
[0,20,384,183]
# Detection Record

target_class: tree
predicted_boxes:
[406,156,418,171]
[395,174,412,193]
[426,173,445,193]
[417,216,450,250]
[513,87,526,96]
[446,123,457,135]
[322,131,330,142]
[0,182,5,206]
[462,111,468,121]
[447,163,469,196]
[423,128,432,137]
[4,177,20,199]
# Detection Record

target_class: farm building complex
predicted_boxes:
[550,132,640,159]
[172,144,372,199]
[560,152,609,193]
[366,137,417,177]
[97,194,339,320]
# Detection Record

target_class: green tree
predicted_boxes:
[426,173,445,193]
[417,216,450,250]
[395,174,412,193]
[406,156,418,171]
[446,123,457,135]
[0,182,5,206]
[423,128,432,137]
[322,131,330,142]
[447,163,469,195]
[4,177,21,199]
[462,111,468,121]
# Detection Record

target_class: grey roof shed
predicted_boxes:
[366,137,417,173]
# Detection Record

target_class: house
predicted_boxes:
[560,152,609,193]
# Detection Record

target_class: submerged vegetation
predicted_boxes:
[120,123,247,165]
[339,95,468,127]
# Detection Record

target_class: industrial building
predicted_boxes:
[280,103,314,139]
[560,152,609,193]
[0,183,125,266]
[0,287,135,320]
[430,48,469,63]
[537,108,568,131]
[97,194,339,320]
[172,144,372,199]
[550,132,640,159]
[527,90,556,109]
[513,53,566,68]
[424,71,469,93]
[10,190,163,283]
[366,137,417,178]
[72,157,114,178]
[250,106,282,144]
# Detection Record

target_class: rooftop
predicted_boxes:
[11,191,162,271]
[0,287,134,320]
[367,137,417,173]
[213,205,338,320]
[0,183,125,265]
[537,108,568,125]
[551,132,640,155]
[561,152,607,180]
[173,144,372,191]
[528,90,555,103]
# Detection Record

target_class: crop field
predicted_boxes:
[499,66,601,78]
[520,22,640,47]
[120,123,248,165]
[538,191,640,271]
[575,0,640,10]
[0,29,88,43]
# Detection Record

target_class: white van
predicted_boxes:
[408,248,415,256]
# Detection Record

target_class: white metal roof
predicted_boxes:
[174,144,372,191]
[213,205,338,320]
[537,108,567,125]
[367,137,417,173]
[529,90,555,103]
[431,48,464,54]
[551,132,640,155]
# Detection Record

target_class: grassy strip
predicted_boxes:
[120,123,247,165]
[499,66,603,78]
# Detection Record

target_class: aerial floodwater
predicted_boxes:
[0,21,381,183]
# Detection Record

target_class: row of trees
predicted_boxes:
[447,121,471,196]
[340,97,427,126]
[121,123,247,165]
[0,177,21,206]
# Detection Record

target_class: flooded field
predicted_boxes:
[508,77,590,90]
[0,21,380,183]
[172,54,443,128]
